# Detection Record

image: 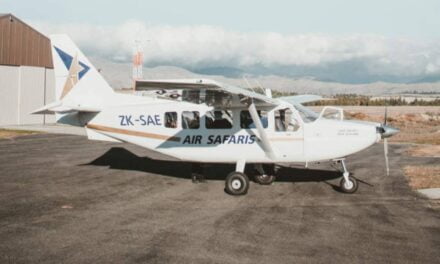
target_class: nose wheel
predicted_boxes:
[338,159,358,194]
[339,174,358,193]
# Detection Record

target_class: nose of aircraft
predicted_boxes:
[377,125,400,138]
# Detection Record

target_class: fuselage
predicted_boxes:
[83,94,381,164]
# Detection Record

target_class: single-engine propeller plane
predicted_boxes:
[33,35,399,195]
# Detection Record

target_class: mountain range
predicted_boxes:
[90,57,440,96]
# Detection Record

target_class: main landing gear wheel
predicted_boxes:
[254,174,276,185]
[339,176,358,194]
[225,172,249,195]
[254,164,276,185]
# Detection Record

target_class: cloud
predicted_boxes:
[32,20,440,81]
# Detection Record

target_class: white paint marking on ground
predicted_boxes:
[417,188,440,200]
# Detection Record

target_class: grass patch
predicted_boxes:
[404,166,440,189]
[345,111,440,145]
[0,129,41,139]
[406,145,440,157]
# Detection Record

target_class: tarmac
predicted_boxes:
[0,133,439,263]
[1,124,86,136]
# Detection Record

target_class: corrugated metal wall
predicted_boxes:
[0,65,55,125]
[0,65,19,125]
[18,66,46,124]
[44,69,56,123]
[0,14,53,69]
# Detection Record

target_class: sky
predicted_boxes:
[2,0,440,83]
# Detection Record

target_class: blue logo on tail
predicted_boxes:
[54,46,90,79]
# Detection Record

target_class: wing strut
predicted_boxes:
[248,103,276,160]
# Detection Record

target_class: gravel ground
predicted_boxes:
[0,134,439,263]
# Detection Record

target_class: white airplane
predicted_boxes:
[33,35,399,195]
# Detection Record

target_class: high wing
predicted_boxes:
[136,79,327,107]
[136,79,280,106]
[136,79,220,90]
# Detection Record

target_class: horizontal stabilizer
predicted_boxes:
[31,101,100,115]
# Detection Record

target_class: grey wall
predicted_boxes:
[44,69,55,123]
[0,65,55,126]
[0,65,19,125]
[19,66,45,124]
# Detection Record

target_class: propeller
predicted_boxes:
[384,107,389,176]
[378,107,399,176]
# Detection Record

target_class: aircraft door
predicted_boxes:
[273,108,304,160]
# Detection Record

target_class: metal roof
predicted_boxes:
[0,13,53,68]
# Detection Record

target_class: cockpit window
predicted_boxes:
[240,110,268,128]
[206,110,233,129]
[275,109,300,132]
[320,107,343,120]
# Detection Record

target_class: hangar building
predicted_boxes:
[0,13,55,126]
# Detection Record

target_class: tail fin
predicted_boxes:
[51,34,114,103]
[32,34,113,116]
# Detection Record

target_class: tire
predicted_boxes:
[254,174,276,185]
[339,177,358,194]
[225,172,249,195]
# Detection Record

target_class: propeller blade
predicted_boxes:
[384,107,388,126]
[384,138,389,176]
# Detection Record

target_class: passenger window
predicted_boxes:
[206,110,233,129]
[182,111,200,129]
[164,112,178,128]
[240,110,268,128]
[275,109,300,132]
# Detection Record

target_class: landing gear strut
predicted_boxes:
[338,159,358,193]
[191,163,205,183]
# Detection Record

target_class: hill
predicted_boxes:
[90,57,440,95]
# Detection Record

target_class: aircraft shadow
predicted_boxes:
[84,147,342,185]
